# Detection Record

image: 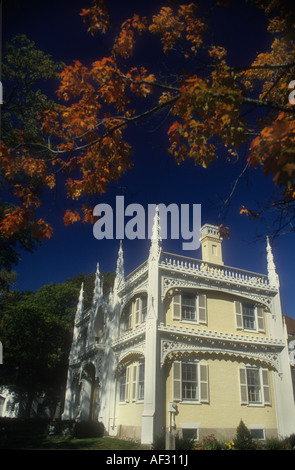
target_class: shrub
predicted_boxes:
[47,420,76,436]
[263,437,283,450]
[73,420,104,439]
[152,434,165,450]
[152,433,195,450]
[233,420,256,450]
[175,434,195,450]
[282,433,295,450]
[201,434,221,450]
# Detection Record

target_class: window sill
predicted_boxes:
[237,327,265,334]
[179,320,208,326]
[242,403,269,407]
[177,400,201,405]
[119,400,144,405]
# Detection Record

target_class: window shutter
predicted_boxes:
[141,296,147,323]
[125,366,130,402]
[132,365,137,401]
[256,306,265,333]
[235,301,243,329]
[198,294,207,324]
[173,361,182,401]
[172,294,181,320]
[128,304,132,330]
[261,369,271,405]
[135,298,141,325]
[199,364,209,403]
[239,368,248,404]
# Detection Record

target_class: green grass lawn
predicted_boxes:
[28,435,145,450]
[1,434,148,450]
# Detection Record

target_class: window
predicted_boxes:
[247,369,261,403]
[242,305,256,330]
[235,301,265,332]
[172,293,207,324]
[119,367,130,403]
[182,427,199,440]
[182,294,196,321]
[138,362,145,400]
[121,295,147,332]
[239,367,271,406]
[182,363,198,400]
[250,428,265,440]
[131,361,145,402]
[173,361,209,403]
[120,306,132,333]
[141,297,147,323]
[134,296,147,326]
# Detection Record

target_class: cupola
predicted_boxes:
[200,224,223,265]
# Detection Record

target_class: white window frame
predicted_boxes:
[180,423,199,440]
[134,296,147,326]
[235,301,265,333]
[239,366,271,406]
[173,360,209,404]
[119,366,130,403]
[137,362,145,401]
[249,425,265,441]
[120,304,132,333]
[131,361,145,402]
[172,293,207,324]
[182,362,198,400]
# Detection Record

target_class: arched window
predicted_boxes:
[120,294,148,332]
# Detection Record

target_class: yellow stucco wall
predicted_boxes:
[164,356,277,440]
[165,290,269,338]
[117,291,276,441]
[117,361,144,439]
[163,291,276,439]
[118,401,144,426]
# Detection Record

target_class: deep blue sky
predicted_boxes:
[2,0,295,319]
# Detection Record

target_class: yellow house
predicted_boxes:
[62,215,295,445]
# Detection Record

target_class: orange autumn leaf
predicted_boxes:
[240,206,259,220]
[63,209,81,226]
[32,219,54,240]
[218,224,231,239]
[113,15,147,59]
[0,207,33,238]
[82,204,97,224]
[80,0,110,35]
[2,0,294,251]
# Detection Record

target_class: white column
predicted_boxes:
[272,293,295,437]
[100,243,124,434]
[266,238,295,437]
[62,283,84,420]
[141,207,161,444]
[62,367,74,420]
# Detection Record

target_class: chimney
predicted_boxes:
[200,224,224,265]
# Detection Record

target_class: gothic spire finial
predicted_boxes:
[114,241,124,293]
[266,236,279,287]
[151,205,161,244]
[93,262,102,304]
[149,205,162,260]
[116,240,124,277]
[76,281,84,317]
